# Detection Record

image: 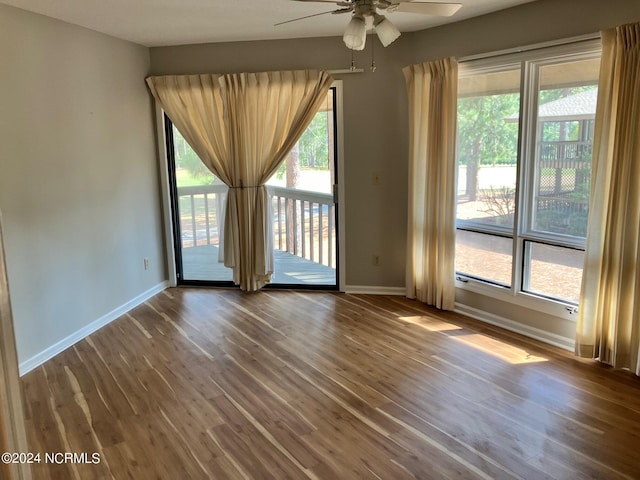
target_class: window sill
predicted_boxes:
[455,276,579,321]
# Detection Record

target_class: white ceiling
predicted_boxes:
[0,0,538,47]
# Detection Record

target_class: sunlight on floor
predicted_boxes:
[398,316,548,364]
[399,316,463,332]
[452,334,548,364]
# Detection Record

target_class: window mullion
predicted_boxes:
[513,60,539,296]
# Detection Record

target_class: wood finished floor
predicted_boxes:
[20,288,640,479]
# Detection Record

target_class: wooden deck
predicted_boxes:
[20,289,640,479]
[181,245,336,286]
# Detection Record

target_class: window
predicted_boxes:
[455,41,601,305]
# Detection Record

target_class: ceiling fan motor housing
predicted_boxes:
[286,0,462,51]
[343,0,399,50]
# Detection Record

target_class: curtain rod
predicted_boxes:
[326,68,365,74]
[458,33,601,63]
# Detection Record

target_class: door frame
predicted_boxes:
[153,80,345,291]
[0,212,32,480]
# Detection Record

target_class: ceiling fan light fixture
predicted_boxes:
[343,15,367,50]
[373,14,400,47]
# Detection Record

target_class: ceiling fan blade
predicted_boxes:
[390,2,462,16]
[275,9,344,26]
[290,0,350,3]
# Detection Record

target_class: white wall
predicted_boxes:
[0,5,166,370]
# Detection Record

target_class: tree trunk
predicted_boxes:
[286,143,301,189]
[285,144,301,254]
[466,161,479,201]
[466,140,481,201]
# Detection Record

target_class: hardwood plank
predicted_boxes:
[19,288,640,479]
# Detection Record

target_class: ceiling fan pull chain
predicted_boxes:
[371,32,376,72]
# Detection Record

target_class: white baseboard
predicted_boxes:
[344,285,406,295]
[455,302,575,351]
[19,281,169,376]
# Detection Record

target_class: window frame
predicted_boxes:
[455,38,602,315]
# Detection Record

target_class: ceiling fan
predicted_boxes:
[277,0,462,50]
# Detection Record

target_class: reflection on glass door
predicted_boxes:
[166,87,338,289]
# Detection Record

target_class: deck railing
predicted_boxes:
[177,185,227,250]
[176,184,336,268]
[269,186,336,268]
[539,140,592,169]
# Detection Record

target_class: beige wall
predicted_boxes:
[3,0,638,362]
[0,5,166,367]
[150,0,640,294]
[151,0,640,343]
[150,35,414,289]
[411,0,640,61]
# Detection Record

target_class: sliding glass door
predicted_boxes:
[166,87,339,289]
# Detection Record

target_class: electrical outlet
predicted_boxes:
[144,258,150,270]
[372,255,380,266]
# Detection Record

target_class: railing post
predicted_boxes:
[301,201,306,260]
[190,194,197,247]
[277,196,283,251]
[292,199,298,255]
[285,198,292,254]
[328,204,334,268]
[204,193,211,246]
[319,204,323,264]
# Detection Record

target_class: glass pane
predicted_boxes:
[457,67,521,230]
[267,89,337,285]
[531,57,600,238]
[524,242,584,303]
[267,88,334,195]
[173,124,233,282]
[455,230,512,287]
[171,88,337,286]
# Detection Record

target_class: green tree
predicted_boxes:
[275,108,330,181]
[457,93,520,200]
[298,113,329,169]
[173,126,215,185]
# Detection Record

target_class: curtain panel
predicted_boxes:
[576,23,640,375]
[147,71,333,291]
[403,58,458,310]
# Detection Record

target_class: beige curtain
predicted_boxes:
[576,23,640,375]
[147,71,332,291]
[403,58,458,310]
